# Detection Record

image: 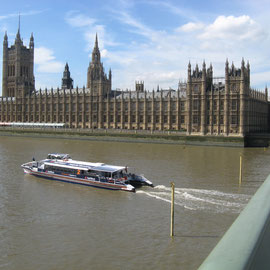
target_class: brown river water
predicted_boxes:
[0,135,269,270]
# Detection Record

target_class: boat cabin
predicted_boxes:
[47,153,70,160]
[43,159,128,180]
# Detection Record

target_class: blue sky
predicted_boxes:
[1,0,270,94]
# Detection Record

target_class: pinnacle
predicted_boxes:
[95,33,98,48]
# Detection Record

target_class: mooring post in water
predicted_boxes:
[239,155,242,186]
[170,182,175,237]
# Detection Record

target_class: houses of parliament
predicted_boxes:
[1,26,269,136]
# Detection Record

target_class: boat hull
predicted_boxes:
[22,167,135,192]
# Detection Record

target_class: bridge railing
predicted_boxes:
[198,174,270,270]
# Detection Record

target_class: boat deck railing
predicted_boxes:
[38,168,126,186]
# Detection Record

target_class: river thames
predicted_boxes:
[0,135,269,270]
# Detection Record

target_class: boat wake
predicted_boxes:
[137,185,251,213]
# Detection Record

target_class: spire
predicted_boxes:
[188,61,191,78]
[202,60,206,70]
[15,13,22,44]
[3,31,8,46]
[29,32,34,48]
[92,33,100,63]
[95,33,98,49]
[17,13,20,36]
[241,57,245,69]
[109,68,112,81]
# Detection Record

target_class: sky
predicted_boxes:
[0,0,270,94]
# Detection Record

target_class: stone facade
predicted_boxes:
[2,29,35,98]
[0,30,269,136]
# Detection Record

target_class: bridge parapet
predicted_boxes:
[199,174,270,270]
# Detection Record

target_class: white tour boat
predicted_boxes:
[21,153,153,192]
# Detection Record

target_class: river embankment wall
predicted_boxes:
[0,127,252,147]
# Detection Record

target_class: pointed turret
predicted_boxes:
[4,31,7,42]
[109,68,112,81]
[92,33,100,63]
[225,59,229,79]
[241,58,245,68]
[241,58,245,80]
[202,60,206,79]
[202,60,206,70]
[29,32,34,49]
[87,34,111,96]
[95,33,98,48]
[62,62,73,89]
[2,31,8,97]
[195,63,199,73]
[15,14,22,45]
[3,31,8,49]
[15,30,22,44]
[188,61,191,79]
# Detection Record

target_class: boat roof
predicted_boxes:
[44,159,126,173]
[47,153,70,159]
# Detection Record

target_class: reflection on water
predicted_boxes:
[0,136,269,270]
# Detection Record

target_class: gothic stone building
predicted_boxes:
[1,30,269,136]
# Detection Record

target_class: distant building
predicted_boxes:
[0,25,269,135]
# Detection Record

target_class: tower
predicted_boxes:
[135,81,144,92]
[61,63,73,89]
[224,59,249,135]
[2,20,35,97]
[86,34,111,96]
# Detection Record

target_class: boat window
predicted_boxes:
[44,165,77,174]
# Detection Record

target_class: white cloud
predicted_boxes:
[61,6,270,91]
[177,22,204,32]
[199,15,265,41]
[65,11,96,28]
[0,10,44,21]
[106,9,270,90]
[35,47,64,73]
[101,49,108,58]
[251,70,270,87]
[0,25,7,33]
[65,11,117,53]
